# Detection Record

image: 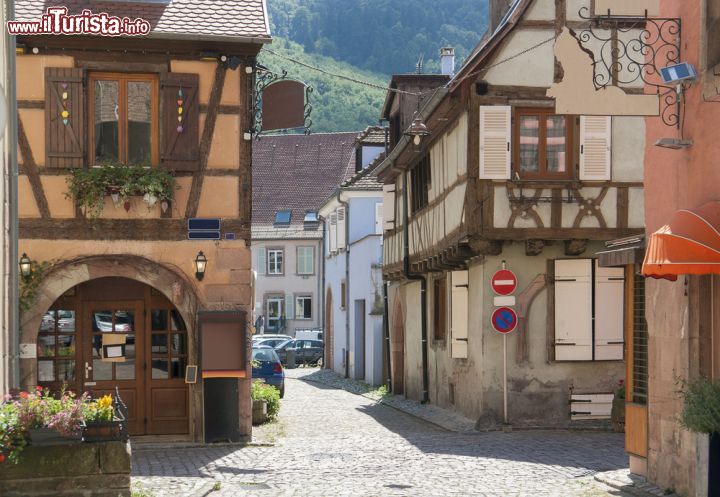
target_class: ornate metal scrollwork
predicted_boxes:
[251,66,314,136]
[576,7,682,127]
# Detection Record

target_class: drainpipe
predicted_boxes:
[402,171,429,404]
[319,214,327,368]
[382,281,392,391]
[5,0,19,390]
[337,191,351,379]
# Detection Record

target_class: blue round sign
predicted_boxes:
[491,307,518,334]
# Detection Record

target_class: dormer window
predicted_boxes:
[303,211,318,224]
[275,210,292,226]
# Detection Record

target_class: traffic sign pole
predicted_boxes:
[503,334,508,425]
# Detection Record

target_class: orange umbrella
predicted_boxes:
[642,201,720,280]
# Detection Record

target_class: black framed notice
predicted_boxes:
[185,365,198,384]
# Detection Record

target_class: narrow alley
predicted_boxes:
[133,369,631,497]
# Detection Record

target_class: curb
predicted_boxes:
[132,440,275,451]
[594,471,678,497]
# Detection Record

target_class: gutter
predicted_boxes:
[319,214,327,367]
[374,87,449,179]
[402,170,429,404]
[337,191,351,379]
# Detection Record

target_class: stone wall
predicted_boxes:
[0,441,131,497]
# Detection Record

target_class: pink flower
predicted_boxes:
[19,392,28,399]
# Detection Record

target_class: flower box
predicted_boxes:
[83,420,124,443]
[28,426,82,446]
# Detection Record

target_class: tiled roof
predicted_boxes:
[14,0,271,40]
[340,153,385,191]
[252,132,360,238]
[356,126,387,146]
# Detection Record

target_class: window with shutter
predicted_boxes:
[256,247,266,275]
[336,207,347,250]
[45,67,85,168]
[433,277,448,341]
[329,213,338,253]
[554,259,593,361]
[479,105,511,179]
[513,108,573,180]
[594,261,625,360]
[382,184,396,231]
[285,295,295,320]
[375,203,383,235]
[579,116,612,181]
[160,72,200,171]
[451,270,469,359]
[297,246,314,275]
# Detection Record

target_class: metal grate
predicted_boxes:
[632,275,648,404]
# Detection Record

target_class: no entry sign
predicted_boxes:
[491,269,517,296]
[491,307,518,334]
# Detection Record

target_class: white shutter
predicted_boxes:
[285,295,294,320]
[451,270,469,359]
[570,393,613,420]
[479,105,511,179]
[337,206,347,250]
[257,248,266,275]
[579,116,612,181]
[382,184,396,231]
[375,203,383,235]
[329,213,337,252]
[594,261,625,360]
[554,259,593,361]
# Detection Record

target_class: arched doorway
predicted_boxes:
[36,277,190,436]
[391,298,405,395]
[325,288,334,370]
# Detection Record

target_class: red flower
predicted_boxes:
[0,454,5,463]
[35,385,43,392]
[19,391,28,399]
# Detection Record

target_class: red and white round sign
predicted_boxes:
[491,269,517,296]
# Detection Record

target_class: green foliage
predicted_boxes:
[19,259,50,314]
[259,38,387,132]
[614,379,625,400]
[266,0,489,75]
[680,377,720,434]
[65,162,177,218]
[251,380,281,419]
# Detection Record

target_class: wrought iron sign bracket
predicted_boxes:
[577,7,682,128]
[251,66,313,137]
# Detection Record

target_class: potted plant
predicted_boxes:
[680,377,720,495]
[83,394,125,442]
[611,379,625,432]
[251,380,280,425]
[13,387,85,446]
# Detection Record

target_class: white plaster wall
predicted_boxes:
[324,249,347,376]
[484,30,556,86]
[612,116,645,182]
[629,187,645,229]
[525,0,555,20]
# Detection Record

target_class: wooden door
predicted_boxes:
[82,301,145,435]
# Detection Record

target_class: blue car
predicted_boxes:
[252,346,285,398]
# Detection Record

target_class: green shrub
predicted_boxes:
[680,377,720,434]
[251,380,281,419]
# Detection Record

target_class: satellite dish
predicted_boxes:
[0,85,7,135]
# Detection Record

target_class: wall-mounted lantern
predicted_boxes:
[194,251,208,281]
[19,253,32,279]
[405,113,431,148]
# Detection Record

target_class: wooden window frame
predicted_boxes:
[513,107,574,181]
[410,154,431,214]
[87,72,159,166]
[37,307,79,386]
[433,277,447,341]
[267,248,284,276]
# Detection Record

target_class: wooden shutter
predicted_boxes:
[337,206,347,250]
[451,270,469,359]
[285,295,294,320]
[479,105,511,179]
[329,213,338,252]
[579,116,612,181]
[257,248,266,275]
[382,184,396,231]
[160,72,200,171]
[375,203,383,235]
[594,261,625,360]
[45,68,85,168]
[554,259,593,361]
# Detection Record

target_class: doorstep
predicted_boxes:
[594,469,679,497]
[131,435,266,451]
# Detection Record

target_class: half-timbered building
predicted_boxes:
[13,0,270,442]
[378,0,646,428]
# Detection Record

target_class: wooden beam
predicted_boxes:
[185,64,227,219]
[17,113,51,219]
[617,186,629,229]
[483,227,644,241]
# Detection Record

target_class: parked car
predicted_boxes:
[255,337,289,349]
[252,346,285,398]
[294,329,323,341]
[274,339,324,366]
[252,333,292,342]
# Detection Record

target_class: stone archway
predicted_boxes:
[391,297,405,395]
[325,288,334,370]
[20,255,203,434]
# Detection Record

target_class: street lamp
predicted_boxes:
[405,112,431,148]
[194,251,208,281]
[19,253,31,279]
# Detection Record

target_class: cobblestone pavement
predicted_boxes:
[132,368,632,497]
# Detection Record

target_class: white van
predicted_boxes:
[294,329,323,341]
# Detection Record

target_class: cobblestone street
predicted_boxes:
[132,368,632,497]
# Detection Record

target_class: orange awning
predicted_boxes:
[642,201,720,280]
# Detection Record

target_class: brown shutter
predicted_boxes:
[45,67,85,168]
[160,73,200,171]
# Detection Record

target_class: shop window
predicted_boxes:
[88,72,158,165]
[433,277,447,341]
[514,108,573,180]
[554,259,625,361]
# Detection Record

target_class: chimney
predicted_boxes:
[490,0,512,32]
[440,47,455,76]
